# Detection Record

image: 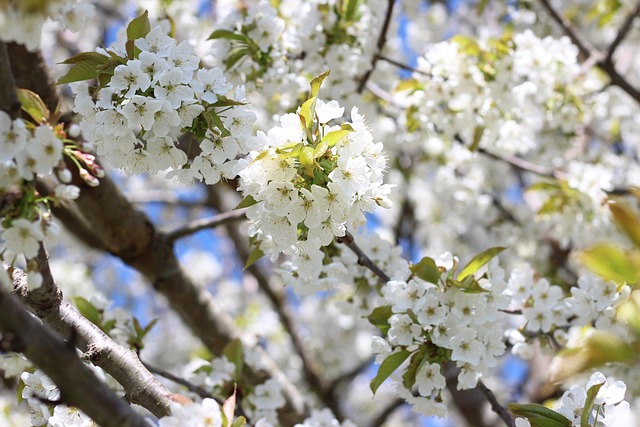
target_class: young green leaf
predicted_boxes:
[410,256,440,284]
[223,340,244,379]
[579,244,640,284]
[244,246,265,269]
[73,297,101,326]
[367,305,393,334]
[235,195,258,210]
[509,403,572,427]
[370,350,411,395]
[126,10,151,42]
[609,202,640,247]
[322,128,352,148]
[208,29,249,42]
[57,61,101,85]
[457,246,508,280]
[581,383,604,427]
[17,89,49,123]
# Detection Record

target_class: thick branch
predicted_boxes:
[357,0,397,93]
[10,47,308,426]
[9,248,174,417]
[0,274,148,427]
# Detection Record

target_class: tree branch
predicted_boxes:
[537,0,640,104]
[604,0,640,64]
[0,271,149,427]
[9,248,174,417]
[336,231,391,283]
[165,208,248,243]
[357,0,397,93]
[477,380,515,427]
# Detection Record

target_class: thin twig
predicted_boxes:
[336,231,391,283]
[165,208,248,243]
[605,0,640,64]
[143,361,213,400]
[477,148,566,181]
[357,0,397,93]
[477,380,515,427]
[378,55,432,77]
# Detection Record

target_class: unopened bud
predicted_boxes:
[57,167,72,183]
[79,169,100,187]
[68,123,81,138]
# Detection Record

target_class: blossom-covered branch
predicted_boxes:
[9,248,175,417]
[0,272,149,427]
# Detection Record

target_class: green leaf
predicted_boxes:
[322,129,352,148]
[225,48,250,70]
[313,139,330,160]
[244,246,264,269]
[127,10,151,42]
[447,276,489,294]
[57,61,100,85]
[207,111,231,137]
[223,339,244,379]
[125,11,151,59]
[309,70,331,99]
[17,89,49,123]
[208,29,249,42]
[370,350,411,395]
[609,202,640,247]
[411,256,440,284]
[298,71,331,132]
[231,417,246,427]
[402,347,429,390]
[581,383,604,427]
[73,296,101,326]
[367,305,393,334]
[300,145,316,176]
[552,331,635,383]
[469,125,485,151]
[211,96,247,108]
[60,52,110,66]
[235,195,258,209]
[579,243,640,284]
[458,246,507,280]
[509,403,572,427]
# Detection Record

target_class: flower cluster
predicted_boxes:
[238,74,392,291]
[508,265,630,342]
[0,1,94,50]
[516,372,629,427]
[0,110,86,287]
[70,16,257,182]
[372,252,510,418]
[397,30,587,156]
